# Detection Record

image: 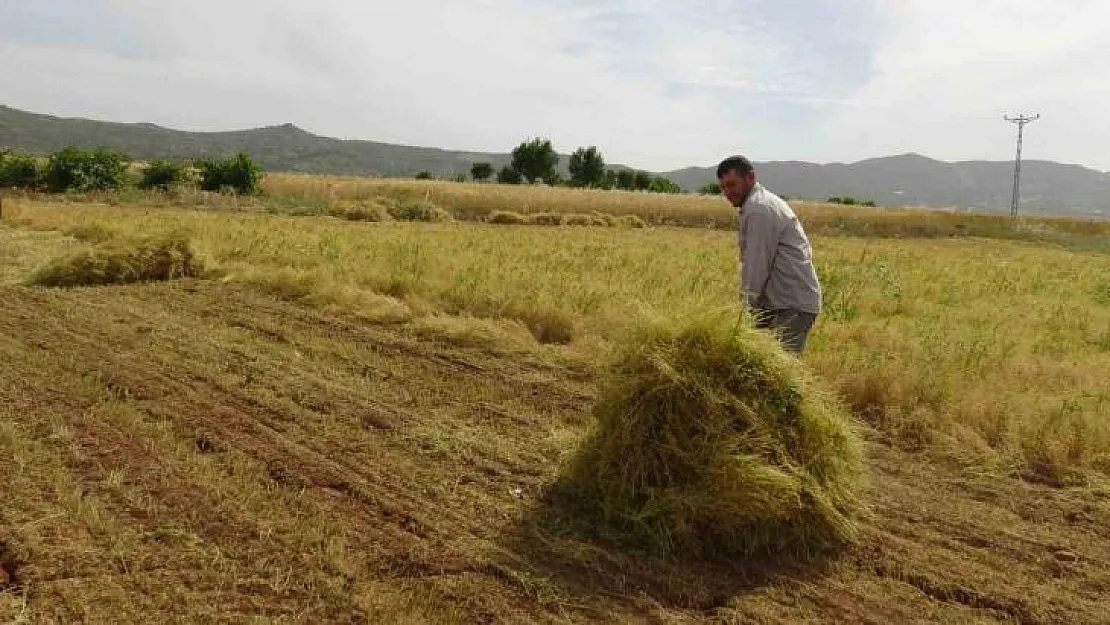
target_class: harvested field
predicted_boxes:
[1,278,1108,623]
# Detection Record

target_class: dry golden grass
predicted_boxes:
[0,227,83,284]
[262,174,737,226]
[260,174,1110,240]
[29,173,1110,249]
[4,199,1110,623]
[556,308,864,559]
[4,280,1106,623]
[5,194,1110,483]
[28,234,202,288]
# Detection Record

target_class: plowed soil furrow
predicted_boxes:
[2,281,1109,624]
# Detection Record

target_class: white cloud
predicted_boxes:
[1,0,862,170]
[2,1,1108,171]
[825,0,1110,169]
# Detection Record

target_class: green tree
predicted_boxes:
[615,169,635,190]
[497,166,523,185]
[698,181,722,195]
[414,171,433,180]
[568,146,606,187]
[470,162,493,182]
[44,147,129,192]
[198,152,262,195]
[602,169,619,190]
[139,160,188,191]
[649,176,683,194]
[0,152,42,188]
[633,170,652,191]
[510,137,558,184]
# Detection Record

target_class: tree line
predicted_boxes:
[2,144,876,205]
[420,138,687,194]
[0,148,262,195]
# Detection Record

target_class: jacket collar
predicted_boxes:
[738,182,763,212]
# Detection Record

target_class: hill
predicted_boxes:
[667,154,1110,218]
[3,104,1109,217]
[0,104,517,179]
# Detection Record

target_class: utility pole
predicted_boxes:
[1004,113,1040,218]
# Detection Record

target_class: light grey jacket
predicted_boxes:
[738,183,822,315]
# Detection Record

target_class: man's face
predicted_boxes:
[719,170,756,207]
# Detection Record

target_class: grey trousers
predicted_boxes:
[754,308,817,355]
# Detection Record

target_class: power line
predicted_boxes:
[1004,113,1040,219]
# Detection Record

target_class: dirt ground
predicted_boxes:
[1,280,1109,624]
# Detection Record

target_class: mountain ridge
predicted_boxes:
[2,104,1107,217]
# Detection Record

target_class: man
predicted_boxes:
[717,156,822,355]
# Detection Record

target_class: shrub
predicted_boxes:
[29,235,203,288]
[198,153,262,195]
[615,170,636,190]
[699,182,723,195]
[487,211,527,225]
[553,309,864,559]
[471,162,494,182]
[388,199,453,222]
[649,176,683,194]
[497,166,523,185]
[0,152,42,188]
[139,160,189,191]
[415,171,433,180]
[43,148,129,192]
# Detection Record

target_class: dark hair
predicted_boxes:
[716,155,754,178]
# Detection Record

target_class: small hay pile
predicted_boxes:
[328,200,392,222]
[387,199,454,223]
[487,210,527,225]
[557,309,864,560]
[613,214,647,228]
[29,235,203,288]
[562,214,597,226]
[525,213,565,226]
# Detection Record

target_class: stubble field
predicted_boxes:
[1,181,1109,623]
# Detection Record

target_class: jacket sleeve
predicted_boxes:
[740,211,778,309]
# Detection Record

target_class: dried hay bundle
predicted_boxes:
[613,214,647,228]
[487,211,527,225]
[29,234,203,287]
[525,213,565,226]
[557,309,864,559]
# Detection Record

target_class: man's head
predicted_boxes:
[716,155,756,207]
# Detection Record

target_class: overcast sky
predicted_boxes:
[2,1,1108,172]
